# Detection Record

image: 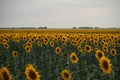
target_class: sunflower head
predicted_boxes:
[43,40,48,45]
[110,49,117,56]
[3,43,9,49]
[0,67,12,80]
[99,57,112,74]
[84,45,92,53]
[25,64,41,80]
[50,41,54,47]
[102,46,108,53]
[95,49,105,61]
[31,38,36,43]
[12,51,18,58]
[77,45,82,52]
[25,46,31,53]
[26,42,32,48]
[61,69,71,80]
[37,41,42,47]
[70,52,79,63]
[55,47,61,54]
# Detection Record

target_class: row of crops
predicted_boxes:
[0,29,120,80]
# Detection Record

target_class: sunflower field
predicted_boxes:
[0,29,120,80]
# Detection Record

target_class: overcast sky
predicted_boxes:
[0,0,120,28]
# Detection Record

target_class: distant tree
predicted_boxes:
[73,27,77,29]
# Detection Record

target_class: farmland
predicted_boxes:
[0,29,120,80]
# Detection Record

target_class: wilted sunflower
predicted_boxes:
[99,57,112,74]
[12,51,18,58]
[25,64,41,80]
[95,49,105,61]
[61,69,71,80]
[49,41,54,47]
[55,47,61,54]
[0,67,12,80]
[70,52,79,63]
[110,49,117,56]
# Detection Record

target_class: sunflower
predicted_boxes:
[5,37,9,42]
[71,40,76,46]
[55,47,61,54]
[37,41,42,47]
[49,41,54,47]
[110,49,117,56]
[15,37,20,42]
[22,44,26,49]
[25,64,41,80]
[25,46,31,53]
[81,49,86,54]
[12,51,18,58]
[103,42,108,47]
[62,40,67,46]
[21,36,27,41]
[0,67,12,80]
[93,41,98,46]
[99,57,112,74]
[31,38,36,43]
[84,45,92,53]
[102,46,108,53]
[95,49,105,61]
[3,43,9,49]
[61,69,71,80]
[111,42,116,48]
[43,40,48,45]
[77,45,82,52]
[70,52,79,63]
[26,42,32,48]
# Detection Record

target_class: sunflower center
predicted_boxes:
[27,48,29,50]
[86,46,89,50]
[104,47,106,50]
[98,52,102,58]
[14,52,17,56]
[103,60,108,70]
[57,49,60,52]
[64,72,69,78]
[51,43,53,45]
[72,55,76,61]
[3,71,9,80]
[5,44,8,47]
[32,38,34,41]
[112,50,115,54]
[29,70,37,79]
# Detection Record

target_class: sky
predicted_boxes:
[0,0,120,28]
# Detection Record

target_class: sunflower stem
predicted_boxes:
[7,55,9,67]
[33,52,35,66]
[85,62,90,80]
[49,48,52,78]
[112,70,115,80]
